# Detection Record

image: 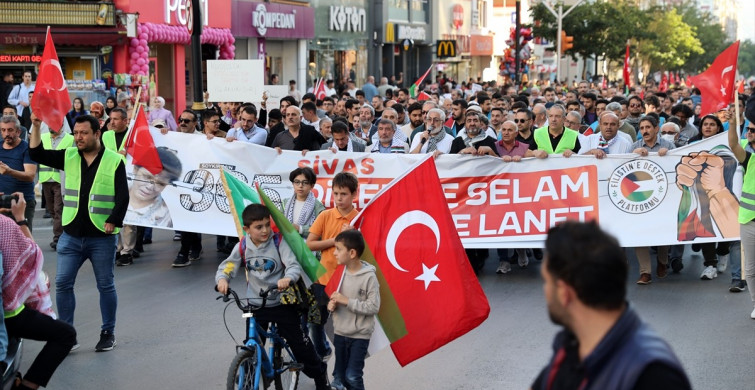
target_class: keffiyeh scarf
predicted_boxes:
[285,192,317,228]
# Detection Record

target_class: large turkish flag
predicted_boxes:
[689,41,740,117]
[31,28,70,132]
[349,155,490,366]
[125,106,163,175]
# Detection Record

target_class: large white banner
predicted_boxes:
[124,131,741,248]
[206,59,264,102]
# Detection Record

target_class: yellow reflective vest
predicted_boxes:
[39,132,73,183]
[61,147,122,234]
[533,126,578,154]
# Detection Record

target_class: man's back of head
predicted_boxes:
[545,221,627,311]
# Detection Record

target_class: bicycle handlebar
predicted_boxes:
[215,285,278,312]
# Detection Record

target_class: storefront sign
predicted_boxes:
[2,34,41,45]
[436,40,457,58]
[0,54,42,63]
[398,25,426,42]
[232,1,314,39]
[329,6,366,32]
[166,0,208,26]
[384,22,426,43]
[470,35,493,56]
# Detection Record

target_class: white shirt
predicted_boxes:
[579,133,633,155]
[410,132,454,154]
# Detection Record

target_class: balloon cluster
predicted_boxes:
[500,28,534,78]
[128,22,236,76]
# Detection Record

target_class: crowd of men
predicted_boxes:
[2,72,755,326]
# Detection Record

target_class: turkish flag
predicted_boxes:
[314,78,327,100]
[125,105,163,175]
[659,72,668,92]
[31,28,70,132]
[348,155,490,366]
[689,41,740,117]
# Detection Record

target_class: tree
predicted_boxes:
[739,40,755,78]
[636,8,702,71]
[676,3,731,73]
[529,1,650,72]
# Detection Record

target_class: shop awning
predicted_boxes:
[0,26,127,46]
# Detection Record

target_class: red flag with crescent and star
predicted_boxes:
[689,40,740,117]
[31,27,70,132]
[125,105,163,175]
[342,154,490,366]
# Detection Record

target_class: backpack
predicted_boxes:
[238,234,318,321]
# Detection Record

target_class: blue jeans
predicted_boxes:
[55,232,118,332]
[670,244,685,260]
[730,241,742,280]
[333,335,369,390]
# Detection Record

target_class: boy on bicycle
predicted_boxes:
[328,230,380,390]
[216,204,330,390]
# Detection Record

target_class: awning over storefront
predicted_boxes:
[0,26,127,46]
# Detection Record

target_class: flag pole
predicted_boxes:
[735,81,741,139]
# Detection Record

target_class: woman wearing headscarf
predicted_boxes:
[148,96,177,132]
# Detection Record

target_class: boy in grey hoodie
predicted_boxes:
[215,204,330,390]
[327,230,380,390]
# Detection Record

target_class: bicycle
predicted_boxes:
[217,286,302,390]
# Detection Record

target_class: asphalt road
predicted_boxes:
[22,215,755,390]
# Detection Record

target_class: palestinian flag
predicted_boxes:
[218,167,261,240]
[620,172,655,202]
[408,64,433,98]
[256,183,326,283]
[219,169,326,282]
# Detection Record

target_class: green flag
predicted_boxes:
[256,183,327,283]
[218,167,261,240]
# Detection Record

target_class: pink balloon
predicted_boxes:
[139,33,148,40]
[140,52,149,59]
[136,46,145,53]
[130,52,139,59]
[136,58,146,65]
[130,38,139,47]
[141,65,149,72]
[139,39,147,46]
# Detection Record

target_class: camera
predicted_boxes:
[0,194,19,209]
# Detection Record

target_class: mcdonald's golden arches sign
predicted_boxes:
[436,40,457,58]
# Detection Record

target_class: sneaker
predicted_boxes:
[533,248,544,260]
[717,254,729,273]
[729,280,747,292]
[496,261,512,274]
[188,249,202,262]
[49,241,57,250]
[670,257,684,273]
[636,273,652,285]
[143,238,152,244]
[172,253,191,268]
[43,211,52,219]
[656,261,668,279]
[116,254,133,267]
[173,233,182,241]
[130,250,140,258]
[71,341,80,351]
[95,330,116,352]
[320,349,332,362]
[700,265,718,280]
[516,249,529,268]
[751,307,755,319]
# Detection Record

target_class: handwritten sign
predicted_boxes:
[206,60,264,102]
[246,85,289,109]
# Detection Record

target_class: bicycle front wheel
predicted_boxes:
[227,349,260,390]
[273,343,300,390]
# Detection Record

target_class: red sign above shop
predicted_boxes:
[452,4,464,30]
[115,0,231,29]
[0,54,42,63]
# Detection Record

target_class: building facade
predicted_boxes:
[231,0,314,90]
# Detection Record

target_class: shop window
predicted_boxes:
[410,0,427,23]
[388,0,409,21]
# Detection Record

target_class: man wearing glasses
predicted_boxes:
[202,110,226,139]
[226,105,267,145]
[625,95,645,134]
[176,110,200,134]
[515,109,536,146]
[409,108,453,155]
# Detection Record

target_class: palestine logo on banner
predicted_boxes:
[609,159,668,214]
